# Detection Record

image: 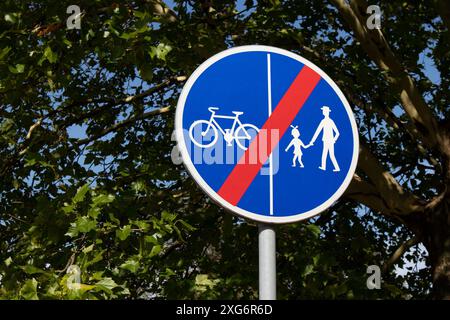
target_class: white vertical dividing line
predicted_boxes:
[267,54,274,216]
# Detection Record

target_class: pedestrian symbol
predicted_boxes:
[285,125,309,168]
[176,45,359,224]
[309,106,341,172]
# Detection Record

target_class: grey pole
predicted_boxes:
[258,224,276,300]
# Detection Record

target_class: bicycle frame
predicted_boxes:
[206,113,244,137]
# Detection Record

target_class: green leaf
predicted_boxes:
[88,206,101,219]
[150,43,172,61]
[120,258,139,273]
[162,210,176,222]
[66,216,96,237]
[306,224,321,238]
[82,244,95,254]
[9,64,25,74]
[95,278,118,294]
[44,46,58,64]
[21,265,46,275]
[20,278,39,300]
[161,268,175,278]
[116,225,132,241]
[195,274,219,292]
[75,283,96,292]
[65,224,79,238]
[302,264,314,277]
[24,156,37,167]
[149,244,161,257]
[76,216,97,233]
[132,220,149,231]
[73,183,90,203]
[132,180,145,193]
[195,274,213,286]
[144,235,159,245]
[138,65,153,82]
[92,194,115,206]
[0,47,11,60]
[133,11,148,19]
[109,212,121,225]
[4,257,12,267]
[62,203,75,214]
[85,250,104,268]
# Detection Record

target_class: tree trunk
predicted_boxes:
[424,195,450,299]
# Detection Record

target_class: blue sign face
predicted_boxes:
[176,46,359,224]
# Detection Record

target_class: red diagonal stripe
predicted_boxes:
[217,65,321,206]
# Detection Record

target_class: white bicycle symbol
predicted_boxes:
[189,107,259,150]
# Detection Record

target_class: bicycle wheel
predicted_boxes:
[188,120,219,148]
[235,124,259,150]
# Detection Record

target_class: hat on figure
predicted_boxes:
[321,106,331,112]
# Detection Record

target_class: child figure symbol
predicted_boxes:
[285,125,310,168]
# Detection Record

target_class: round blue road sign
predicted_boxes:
[176,46,359,224]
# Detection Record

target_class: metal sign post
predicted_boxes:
[258,224,276,300]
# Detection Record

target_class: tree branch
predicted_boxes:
[123,76,186,103]
[340,83,441,170]
[148,0,178,22]
[330,0,443,150]
[382,235,421,274]
[75,106,172,146]
[16,76,184,153]
[60,75,185,129]
[0,76,184,179]
[18,117,43,156]
[345,141,426,218]
[357,142,426,215]
[345,174,393,215]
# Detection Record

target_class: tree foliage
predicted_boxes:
[0,0,449,299]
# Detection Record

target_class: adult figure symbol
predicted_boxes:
[308,106,340,172]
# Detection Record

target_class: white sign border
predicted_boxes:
[175,45,359,224]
